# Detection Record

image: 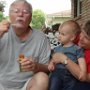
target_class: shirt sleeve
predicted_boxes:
[38,36,51,64]
[76,47,84,59]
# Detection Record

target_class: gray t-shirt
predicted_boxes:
[0,27,51,89]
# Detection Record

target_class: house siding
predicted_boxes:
[46,10,71,27]
[71,0,90,25]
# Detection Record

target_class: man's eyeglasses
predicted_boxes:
[10,9,32,14]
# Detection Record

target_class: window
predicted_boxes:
[74,0,82,18]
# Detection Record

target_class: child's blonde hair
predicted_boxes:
[60,20,81,35]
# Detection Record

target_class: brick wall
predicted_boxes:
[71,0,90,25]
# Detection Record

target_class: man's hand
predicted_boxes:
[19,56,38,72]
[0,20,10,37]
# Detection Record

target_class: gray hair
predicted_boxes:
[9,0,32,13]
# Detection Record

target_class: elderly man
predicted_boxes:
[0,0,51,90]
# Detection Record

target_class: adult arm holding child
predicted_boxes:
[52,52,87,81]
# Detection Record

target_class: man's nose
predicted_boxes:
[17,11,24,16]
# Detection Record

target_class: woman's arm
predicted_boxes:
[52,53,87,81]
[65,57,87,81]
[86,73,90,82]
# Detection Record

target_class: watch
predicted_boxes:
[62,58,68,66]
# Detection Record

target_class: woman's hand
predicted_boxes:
[52,53,68,64]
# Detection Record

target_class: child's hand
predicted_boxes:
[48,61,55,71]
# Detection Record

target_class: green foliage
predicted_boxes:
[0,1,6,21]
[0,11,4,21]
[31,9,46,30]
